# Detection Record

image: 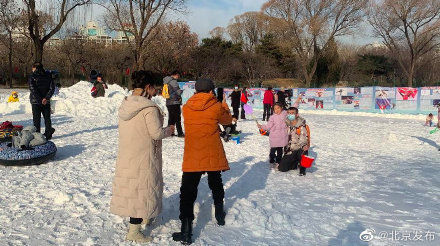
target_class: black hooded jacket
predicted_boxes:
[28,70,55,105]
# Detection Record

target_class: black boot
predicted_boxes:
[172,217,192,245]
[214,203,226,226]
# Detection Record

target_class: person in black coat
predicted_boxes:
[228,85,241,119]
[28,62,55,140]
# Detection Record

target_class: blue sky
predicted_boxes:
[90,0,378,45]
[171,0,267,38]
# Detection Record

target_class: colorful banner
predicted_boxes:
[374,87,396,111]
[334,87,374,110]
[292,88,335,110]
[178,82,440,114]
[395,87,418,111]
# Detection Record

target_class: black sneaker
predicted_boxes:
[177,134,185,138]
[44,128,55,140]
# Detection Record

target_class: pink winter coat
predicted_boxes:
[261,110,289,148]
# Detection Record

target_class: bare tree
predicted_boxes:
[209,26,225,39]
[0,0,20,87]
[23,0,91,63]
[263,0,367,87]
[226,11,274,51]
[103,0,186,71]
[369,0,440,87]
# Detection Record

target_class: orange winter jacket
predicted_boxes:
[182,93,233,172]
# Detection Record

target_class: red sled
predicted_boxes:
[300,155,314,168]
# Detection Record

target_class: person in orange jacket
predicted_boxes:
[172,78,232,245]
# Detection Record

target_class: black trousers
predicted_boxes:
[279,149,307,174]
[263,104,273,121]
[167,104,183,135]
[179,171,225,221]
[240,103,246,119]
[232,104,239,118]
[129,217,143,224]
[32,103,52,133]
[269,147,283,164]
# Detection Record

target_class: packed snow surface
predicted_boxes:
[0,83,439,245]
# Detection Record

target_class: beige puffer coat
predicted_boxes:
[110,95,171,219]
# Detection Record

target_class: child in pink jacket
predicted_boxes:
[258,102,289,165]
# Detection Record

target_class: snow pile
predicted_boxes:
[1,81,130,118]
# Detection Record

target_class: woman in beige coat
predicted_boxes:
[110,70,174,243]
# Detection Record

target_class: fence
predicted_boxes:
[179,82,440,114]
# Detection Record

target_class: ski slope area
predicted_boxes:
[0,85,439,246]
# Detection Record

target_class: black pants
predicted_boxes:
[279,149,307,174]
[167,104,183,135]
[269,147,283,164]
[32,103,52,133]
[232,105,239,118]
[263,104,273,121]
[129,217,143,224]
[179,171,225,221]
[240,103,246,119]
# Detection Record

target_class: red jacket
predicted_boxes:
[240,91,248,103]
[263,90,274,106]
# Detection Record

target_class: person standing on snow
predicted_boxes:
[229,85,241,118]
[163,71,184,137]
[240,87,249,119]
[110,70,175,243]
[257,103,289,167]
[172,78,232,245]
[28,62,55,140]
[263,87,274,121]
[92,73,108,98]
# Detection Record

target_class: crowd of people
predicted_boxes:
[106,70,313,244]
[4,64,439,245]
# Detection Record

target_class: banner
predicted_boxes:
[420,87,440,112]
[334,87,374,110]
[292,88,334,110]
[395,87,418,111]
[179,81,195,105]
[375,87,396,111]
[177,82,440,114]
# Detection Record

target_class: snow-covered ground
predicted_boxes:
[0,84,439,245]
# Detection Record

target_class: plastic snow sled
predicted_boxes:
[259,129,269,136]
[0,141,57,166]
[231,134,241,144]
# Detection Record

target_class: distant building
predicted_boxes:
[78,21,112,44]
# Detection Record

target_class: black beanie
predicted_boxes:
[195,78,215,93]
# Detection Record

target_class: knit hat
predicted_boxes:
[90,70,98,80]
[195,78,215,92]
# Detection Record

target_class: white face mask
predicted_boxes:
[235,87,238,90]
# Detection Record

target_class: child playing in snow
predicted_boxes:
[425,113,434,127]
[220,116,241,142]
[257,102,288,167]
[278,107,310,176]
[7,91,19,103]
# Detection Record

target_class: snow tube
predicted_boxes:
[0,126,23,143]
[0,141,57,166]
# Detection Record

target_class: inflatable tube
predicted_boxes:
[0,141,57,166]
